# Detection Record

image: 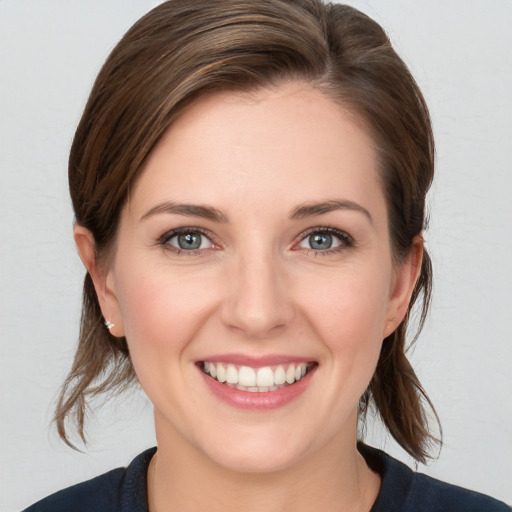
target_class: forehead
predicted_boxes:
[129,82,384,220]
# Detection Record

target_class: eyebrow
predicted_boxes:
[140,201,229,223]
[140,198,372,224]
[290,199,373,224]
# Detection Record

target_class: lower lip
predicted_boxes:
[199,365,316,410]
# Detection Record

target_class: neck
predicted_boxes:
[148,414,380,512]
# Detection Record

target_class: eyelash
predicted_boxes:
[295,227,354,256]
[157,226,354,256]
[158,227,216,256]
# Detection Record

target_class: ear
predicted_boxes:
[73,224,125,337]
[382,236,424,338]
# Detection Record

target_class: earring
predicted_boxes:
[104,319,115,330]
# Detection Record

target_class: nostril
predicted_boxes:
[220,298,294,339]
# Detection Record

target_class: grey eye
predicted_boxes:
[168,232,211,250]
[298,231,343,251]
[309,233,333,250]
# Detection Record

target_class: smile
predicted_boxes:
[201,361,315,392]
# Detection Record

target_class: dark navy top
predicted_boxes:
[22,444,510,511]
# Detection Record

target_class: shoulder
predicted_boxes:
[22,448,156,512]
[409,471,510,512]
[22,468,125,512]
[359,443,510,512]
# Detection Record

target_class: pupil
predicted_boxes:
[178,233,201,250]
[310,233,332,250]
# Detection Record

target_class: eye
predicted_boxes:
[297,228,352,252]
[301,232,339,251]
[161,229,215,252]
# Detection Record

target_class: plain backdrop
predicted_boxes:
[1,1,511,510]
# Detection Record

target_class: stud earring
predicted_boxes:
[104,319,115,330]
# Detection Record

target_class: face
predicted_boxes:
[81,82,419,473]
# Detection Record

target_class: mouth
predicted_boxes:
[199,361,317,392]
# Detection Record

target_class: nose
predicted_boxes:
[220,250,295,339]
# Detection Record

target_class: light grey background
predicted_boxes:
[1,1,511,510]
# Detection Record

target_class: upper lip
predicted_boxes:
[196,353,316,367]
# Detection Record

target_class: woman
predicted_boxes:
[22,0,509,511]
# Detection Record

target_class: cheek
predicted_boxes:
[309,265,389,319]
[112,263,220,415]
[113,262,217,366]
[296,262,391,359]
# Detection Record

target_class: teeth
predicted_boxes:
[226,364,238,384]
[203,361,312,390]
[274,365,286,385]
[285,364,295,384]
[256,367,274,387]
[239,366,256,387]
[216,364,226,383]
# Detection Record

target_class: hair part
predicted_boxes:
[57,0,440,462]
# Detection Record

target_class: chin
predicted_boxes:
[197,425,309,474]
[207,445,301,474]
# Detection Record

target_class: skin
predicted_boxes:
[75,82,422,512]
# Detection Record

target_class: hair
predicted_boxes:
[56,0,440,462]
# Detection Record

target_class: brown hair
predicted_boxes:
[57,0,440,462]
